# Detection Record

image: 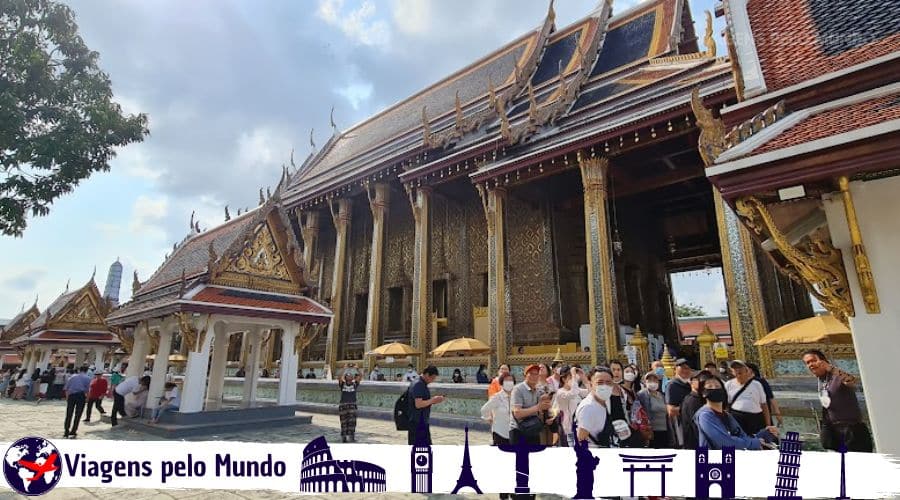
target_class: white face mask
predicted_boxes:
[502,381,514,392]
[646,382,659,392]
[595,385,613,401]
[623,372,636,382]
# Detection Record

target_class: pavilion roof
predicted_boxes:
[738,0,900,94]
[284,0,707,205]
[0,304,39,343]
[11,279,118,346]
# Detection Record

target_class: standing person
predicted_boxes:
[547,362,562,392]
[575,368,614,448]
[407,365,445,445]
[51,365,66,400]
[63,366,91,438]
[680,372,707,449]
[305,368,317,379]
[476,364,489,384]
[609,360,625,384]
[35,367,53,403]
[83,371,108,422]
[0,369,8,398]
[27,368,41,400]
[510,364,552,445]
[537,364,552,391]
[726,360,771,436]
[235,366,246,377]
[718,361,733,380]
[338,369,362,442]
[553,366,589,447]
[11,369,29,400]
[451,369,464,383]
[637,372,669,448]
[111,374,144,426]
[651,361,669,392]
[369,365,382,381]
[487,364,510,397]
[695,371,778,449]
[403,364,419,383]
[150,382,180,423]
[747,362,783,428]
[620,364,640,405]
[666,359,694,448]
[481,372,515,445]
[802,349,873,452]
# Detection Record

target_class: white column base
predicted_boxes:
[205,330,230,410]
[146,330,174,410]
[277,325,298,406]
[243,329,262,408]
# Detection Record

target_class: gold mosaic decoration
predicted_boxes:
[56,293,105,328]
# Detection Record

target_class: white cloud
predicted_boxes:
[316,0,391,48]
[392,0,431,36]
[129,195,169,236]
[235,126,295,173]
[336,82,374,110]
[671,270,728,316]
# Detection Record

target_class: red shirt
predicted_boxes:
[88,377,109,399]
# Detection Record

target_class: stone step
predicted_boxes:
[103,413,313,438]
[290,401,491,432]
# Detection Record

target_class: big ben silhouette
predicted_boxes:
[410,416,433,493]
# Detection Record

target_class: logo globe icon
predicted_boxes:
[3,436,62,496]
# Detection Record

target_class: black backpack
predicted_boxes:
[394,388,411,431]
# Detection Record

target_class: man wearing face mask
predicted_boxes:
[575,368,615,448]
[666,359,694,448]
[511,364,553,445]
[651,360,669,392]
[802,349,872,452]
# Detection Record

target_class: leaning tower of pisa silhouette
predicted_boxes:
[768,431,803,499]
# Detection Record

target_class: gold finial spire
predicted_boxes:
[527,82,538,123]
[547,0,556,26]
[454,90,464,130]
[421,105,432,147]
[691,88,727,166]
[224,205,231,221]
[132,270,140,295]
[309,128,316,151]
[703,11,716,57]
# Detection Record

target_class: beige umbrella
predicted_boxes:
[754,314,852,346]
[430,337,491,358]
[367,342,422,357]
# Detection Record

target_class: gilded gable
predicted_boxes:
[213,221,300,294]
[55,293,106,328]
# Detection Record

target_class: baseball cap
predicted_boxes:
[674,358,690,367]
[524,364,541,374]
[729,359,748,368]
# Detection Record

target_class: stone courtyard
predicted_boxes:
[1,398,551,500]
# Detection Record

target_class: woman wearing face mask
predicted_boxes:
[636,372,669,448]
[552,366,589,447]
[694,371,779,449]
[481,372,516,445]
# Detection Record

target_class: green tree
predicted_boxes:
[675,302,706,317]
[1,0,148,236]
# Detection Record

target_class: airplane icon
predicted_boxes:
[18,453,59,483]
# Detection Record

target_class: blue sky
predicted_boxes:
[0,0,729,319]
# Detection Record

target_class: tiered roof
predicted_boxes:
[285,0,733,206]
[11,279,119,347]
[108,185,331,326]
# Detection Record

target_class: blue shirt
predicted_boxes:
[64,373,92,395]
[694,406,767,450]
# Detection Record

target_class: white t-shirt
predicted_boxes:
[725,378,767,414]
[575,395,608,447]
[115,376,141,396]
[164,386,180,407]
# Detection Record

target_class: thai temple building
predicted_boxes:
[10,277,120,373]
[107,187,332,413]
[282,0,815,379]
[0,303,40,368]
[702,0,900,455]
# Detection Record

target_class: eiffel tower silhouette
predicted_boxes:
[451,426,483,494]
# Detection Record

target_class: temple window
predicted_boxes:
[352,293,368,334]
[433,279,448,319]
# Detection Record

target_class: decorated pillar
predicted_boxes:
[714,189,773,377]
[277,323,299,406]
[324,198,352,373]
[147,326,174,410]
[365,183,390,370]
[579,155,619,366]
[205,324,230,409]
[696,323,717,368]
[300,211,320,277]
[242,327,262,408]
[126,323,151,377]
[477,185,507,372]
[37,348,52,370]
[74,348,86,367]
[408,186,431,372]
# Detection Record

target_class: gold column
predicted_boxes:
[629,324,650,371]
[364,183,390,370]
[697,323,717,368]
[838,176,880,313]
[579,155,618,366]
[477,185,508,372]
[408,186,431,372]
[714,189,773,377]
[324,198,352,372]
[300,211,320,276]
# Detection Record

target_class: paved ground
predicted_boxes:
[1,398,565,500]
